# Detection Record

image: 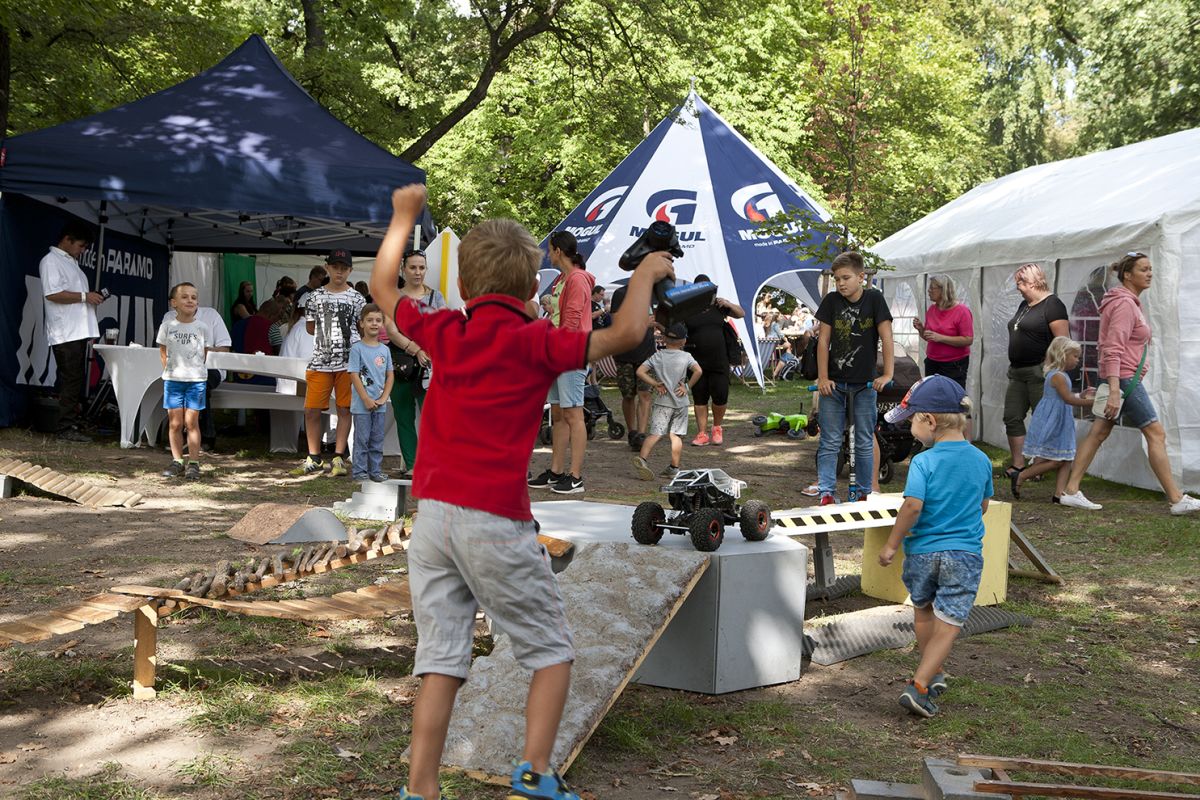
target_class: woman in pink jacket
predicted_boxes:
[1059,252,1199,514]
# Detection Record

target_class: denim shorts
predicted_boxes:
[901,550,983,627]
[547,368,586,408]
[408,499,575,679]
[1117,378,1158,429]
[163,380,206,411]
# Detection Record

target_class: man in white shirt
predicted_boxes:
[40,220,102,442]
[162,305,232,450]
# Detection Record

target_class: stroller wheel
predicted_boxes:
[879,459,894,485]
[538,423,552,446]
[609,420,626,439]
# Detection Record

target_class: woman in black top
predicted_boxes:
[684,274,745,446]
[231,281,257,321]
[1003,263,1070,481]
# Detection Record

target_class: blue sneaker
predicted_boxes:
[507,760,580,800]
[928,672,947,699]
[899,683,939,718]
[397,787,438,800]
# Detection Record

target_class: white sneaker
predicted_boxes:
[1058,491,1102,510]
[1169,494,1200,515]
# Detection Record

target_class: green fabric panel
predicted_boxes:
[221,253,257,326]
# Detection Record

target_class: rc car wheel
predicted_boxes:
[689,507,725,552]
[786,427,806,440]
[538,423,552,445]
[753,428,764,437]
[739,500,772,541]
[879,459,894,485]
[631,501,666,545]
[609,421,626,439]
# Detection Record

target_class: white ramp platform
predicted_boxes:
[532,500,808,694]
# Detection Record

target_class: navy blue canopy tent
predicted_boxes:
[0,34,428,253]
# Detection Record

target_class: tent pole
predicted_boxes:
[83,200,109,406]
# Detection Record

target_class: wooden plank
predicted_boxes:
[82,593,148,613]
[1009,523,1063,583]
[132,605,157,700]
[111,584,184,599]
[958,756,1200,786]
[537,534,573,559]
[0,619,57,644]
[41,475,71,495]
[311,594,383,616]
[974,781,1197,800]
[17,614,86,637]
[54,603,122,625]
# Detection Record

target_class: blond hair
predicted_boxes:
[926,396,973,431]
[458,219,542,300]
[1014,262,1048,291]
[928,274,958,310]
[1043,335,1081,372]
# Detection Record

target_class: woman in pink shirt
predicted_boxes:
[913,275,973,388]
[1058,252,1199,515]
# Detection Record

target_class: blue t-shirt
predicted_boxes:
[902,440,993,555]
[348,341,392,415]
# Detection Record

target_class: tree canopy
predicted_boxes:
[3,0,1197,246]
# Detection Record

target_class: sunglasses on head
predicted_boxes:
[1126,251,1146,259]
[403,248,426,260]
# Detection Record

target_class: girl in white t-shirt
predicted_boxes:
[156,282,211,479]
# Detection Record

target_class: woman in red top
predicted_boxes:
[913,275,973,388]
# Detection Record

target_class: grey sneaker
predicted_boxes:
[899,684,939,717]
[661,464,680,477]
[370,473,389,483]
[527,469,562,488]
[161,460,184,478]
[928,672,947,699]
[632,456,654,481]
[184,462,201,480]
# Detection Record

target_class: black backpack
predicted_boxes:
[799,336,819,380]
[723,322,745,366]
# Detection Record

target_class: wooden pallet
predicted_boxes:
[0,458,143,508]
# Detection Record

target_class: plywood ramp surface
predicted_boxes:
[111,580,412,621]
[0,593,146,644]
[428,543,710,784]
[0,458,143,507]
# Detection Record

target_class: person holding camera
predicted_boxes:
[40,219,103,442]
[684,274,745,446]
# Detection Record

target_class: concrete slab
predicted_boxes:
[851,780,927,800]
[332,479,409,522]
[429,542,709,782]
[533,500,808,694]
[922,758,1001,800]
[0,475,14,499]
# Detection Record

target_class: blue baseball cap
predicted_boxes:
[884,375,967,423]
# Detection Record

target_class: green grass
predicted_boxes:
[0,651,131,700]
[17,762,161,800]
[175,753,242,788]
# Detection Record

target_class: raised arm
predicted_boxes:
[371,185,428,321]
[587,254,675,362]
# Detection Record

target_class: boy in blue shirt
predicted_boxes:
[878,375,993,717]
[348,304,394,482]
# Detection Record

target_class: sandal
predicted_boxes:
[1005,466,1021,499]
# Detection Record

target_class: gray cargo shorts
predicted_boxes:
[408,499,575,679]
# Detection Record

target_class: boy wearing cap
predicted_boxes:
[633,324,701,480]
[878,375,993,718]
[291,249,366,476]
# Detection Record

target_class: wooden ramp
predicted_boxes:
[424,543,710,784]
[0,458,143,507]
[111,581,412,621]
[0,593,147,644]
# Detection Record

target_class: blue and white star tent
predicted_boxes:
[542,91,834,385]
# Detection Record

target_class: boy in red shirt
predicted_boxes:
[371,186,674,800]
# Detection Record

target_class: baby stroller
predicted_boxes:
[809,352,922,486]
[538,385,626,444]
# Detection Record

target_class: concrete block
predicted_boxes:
[429,542,709,780]
[0,475,14,499]
[851,780,926,800]
[922,758,1001,800]
[532,500,808,694]
[332,480,407,522]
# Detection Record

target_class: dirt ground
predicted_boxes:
[1,389,1198,799]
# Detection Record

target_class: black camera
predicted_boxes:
[618,221,716,326]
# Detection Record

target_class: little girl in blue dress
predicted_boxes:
[1013,337,1095,501]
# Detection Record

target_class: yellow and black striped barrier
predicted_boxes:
[772,496,904,535]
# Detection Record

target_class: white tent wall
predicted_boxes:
[168,252,220,309]
[1177,224,1200,490]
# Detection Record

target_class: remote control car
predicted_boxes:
[750,412,808,439]
[631,468,772,552]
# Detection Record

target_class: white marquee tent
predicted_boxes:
[874,127,1200,493]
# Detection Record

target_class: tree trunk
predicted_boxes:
[300,0,326,56]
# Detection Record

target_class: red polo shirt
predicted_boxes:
[396,293,589,520]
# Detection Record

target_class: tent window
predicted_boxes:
[1069,266,1135,428]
